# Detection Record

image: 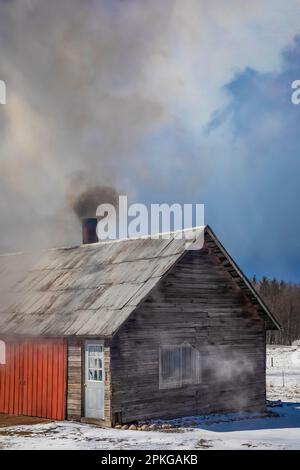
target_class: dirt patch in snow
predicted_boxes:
[0,414,50,428]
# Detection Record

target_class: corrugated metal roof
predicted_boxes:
[0,228,205,337]
[0,226,280,336]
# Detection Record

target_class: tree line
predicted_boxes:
[252,276,300,345]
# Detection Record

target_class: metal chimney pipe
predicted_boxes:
[82,218,98,244]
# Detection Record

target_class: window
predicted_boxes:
[0,340,5,365]
[87,344,103,381]
[159,343,201,389]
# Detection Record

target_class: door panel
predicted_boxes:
[0,339,66,420]
[85,341,104,419]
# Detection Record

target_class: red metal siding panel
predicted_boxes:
[41,343,48,418]
[52,343,59,419]
[0,350,5,412]
[27,342,33,416]
[32,342,38,417]
[22,342,28,415]
[46,343,53,419]
[10,343,15,414]
[0,339,67,420]
[56,342,64,420]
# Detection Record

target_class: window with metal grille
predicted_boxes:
[159,343,201,389]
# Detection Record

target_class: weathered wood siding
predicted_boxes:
[110,241,267,423]
[67,339,82,420]
[103,341,112,425]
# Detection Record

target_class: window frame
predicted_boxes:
[86,343,103,383]
[159,343,201,390]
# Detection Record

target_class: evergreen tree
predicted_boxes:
[251,276,300,345]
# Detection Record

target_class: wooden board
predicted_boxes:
[110,243,267,423]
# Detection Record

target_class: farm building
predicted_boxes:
[0,224,280,426]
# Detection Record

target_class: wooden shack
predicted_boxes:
[0,226,280,425]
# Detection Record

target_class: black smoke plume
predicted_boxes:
[68,185,119,220]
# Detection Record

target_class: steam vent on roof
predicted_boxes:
[82,217,98,244]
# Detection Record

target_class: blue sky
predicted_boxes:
[134,35,300,282]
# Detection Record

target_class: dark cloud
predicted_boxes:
[0,0,300,284]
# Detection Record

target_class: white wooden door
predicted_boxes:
[85,341,104,419]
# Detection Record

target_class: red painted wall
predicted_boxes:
[0,339,67,420]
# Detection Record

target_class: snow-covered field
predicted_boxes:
[267,345,300,401]
[0,345,299,450]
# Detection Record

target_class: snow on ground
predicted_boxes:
[267,345,300,401]
[1,404,300,450]
[0,345,300,450]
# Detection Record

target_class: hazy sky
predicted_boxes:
[0,0,300,281]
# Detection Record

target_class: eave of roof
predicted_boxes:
[205,225,281,331]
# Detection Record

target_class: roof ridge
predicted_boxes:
[0,225,206,256]
[80,225,206,247]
